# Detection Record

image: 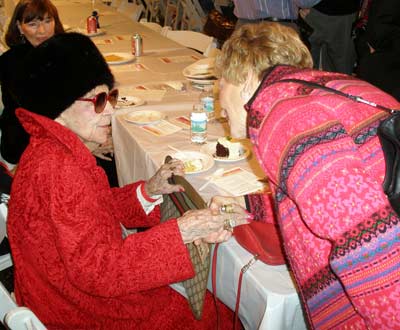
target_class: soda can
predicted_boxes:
[131,33,143,56]
[86,15,97,34]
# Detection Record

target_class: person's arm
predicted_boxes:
[277,116,398,328]
[110,181,161,228]
[48,164,194,298]
[209,193,275,224]
[110,158,186,228]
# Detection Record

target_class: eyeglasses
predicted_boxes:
[78,89,119,113]
[24,17,54,30]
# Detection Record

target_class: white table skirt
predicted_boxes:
[112,105,307,330]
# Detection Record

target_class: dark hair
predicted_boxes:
[5,0,64,47]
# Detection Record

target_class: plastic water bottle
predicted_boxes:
[190,104,207,144]
[200,85,214,120]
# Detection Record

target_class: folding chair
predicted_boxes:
[0,282,46,330]
[139,18,162,32]
[5,307,46,330]
[0,202,12,272]
[141,0,160,22]
[117,1,144,21]
[164,29,217,56]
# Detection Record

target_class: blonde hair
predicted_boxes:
[215,22,313,84]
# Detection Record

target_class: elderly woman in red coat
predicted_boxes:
[212,22,400,329]
[7,33,249,329]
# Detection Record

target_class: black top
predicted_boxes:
[357,0,400,101]
[0,43,34,164]
[314,0,361,16]
[366,0,400,51]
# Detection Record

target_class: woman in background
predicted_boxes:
[0,0,118,186]
[0,0,64,167]
[212,22,400,329]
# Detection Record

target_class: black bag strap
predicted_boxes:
[277,78,395,114]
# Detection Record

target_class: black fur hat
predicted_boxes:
[14,32,114,119]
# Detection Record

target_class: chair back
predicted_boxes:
[110,0,122,8]
[0,201,12,271]
[180,0,205,31]
[118,1,144,21]
[1,282,46,330]
[139,19,163,33]
[164,30,217,56]
[0,281,17,326]
[5,307,47,330]
[141,0,159,22]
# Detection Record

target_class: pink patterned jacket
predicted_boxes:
[245,65,400,329]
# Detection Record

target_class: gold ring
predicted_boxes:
[220,204,234,214]
[223,218,235,232]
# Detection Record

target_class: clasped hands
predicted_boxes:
[144,160,252,245]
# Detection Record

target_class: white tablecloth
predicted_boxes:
[112,105,307,330]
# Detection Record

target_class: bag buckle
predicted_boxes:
[241,254,259,273]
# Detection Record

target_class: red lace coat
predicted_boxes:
[7,109,233,329]
[246,66,400,329]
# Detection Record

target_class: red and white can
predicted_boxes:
[131,33,143,56]
[86,15,97,34]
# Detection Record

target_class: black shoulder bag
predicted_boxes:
[277,79,400,217]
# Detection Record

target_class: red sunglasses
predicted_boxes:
[78,89,119,113]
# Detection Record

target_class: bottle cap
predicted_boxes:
[191,111,207,121]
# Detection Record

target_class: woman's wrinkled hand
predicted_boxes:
[209,195,247,215]
[177,207,250,244]
[145,159,185,196]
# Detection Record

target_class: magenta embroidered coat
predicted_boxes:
[246,66,400,329]
[7,109,233,329]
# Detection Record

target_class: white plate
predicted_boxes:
[124,110,164,125]
[201,141,251,162]
[103,52,135,65]
[77,28,106,37]
[170,151,215,174]
[116,96,145,108]
[182,67,216,80]
[186,77,217,85]
[183,58,214,72]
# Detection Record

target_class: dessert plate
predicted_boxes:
[170,151,214,174]
[201,141,251,162]
[186,77,217,85]
[183,58,216,84]
[125,110,163,125]
[116,96,145,108]
[103,52,135,65]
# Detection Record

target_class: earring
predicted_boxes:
[20,33,26,44]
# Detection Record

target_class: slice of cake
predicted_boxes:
[215,137,242,159]
[183,159,203,172]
